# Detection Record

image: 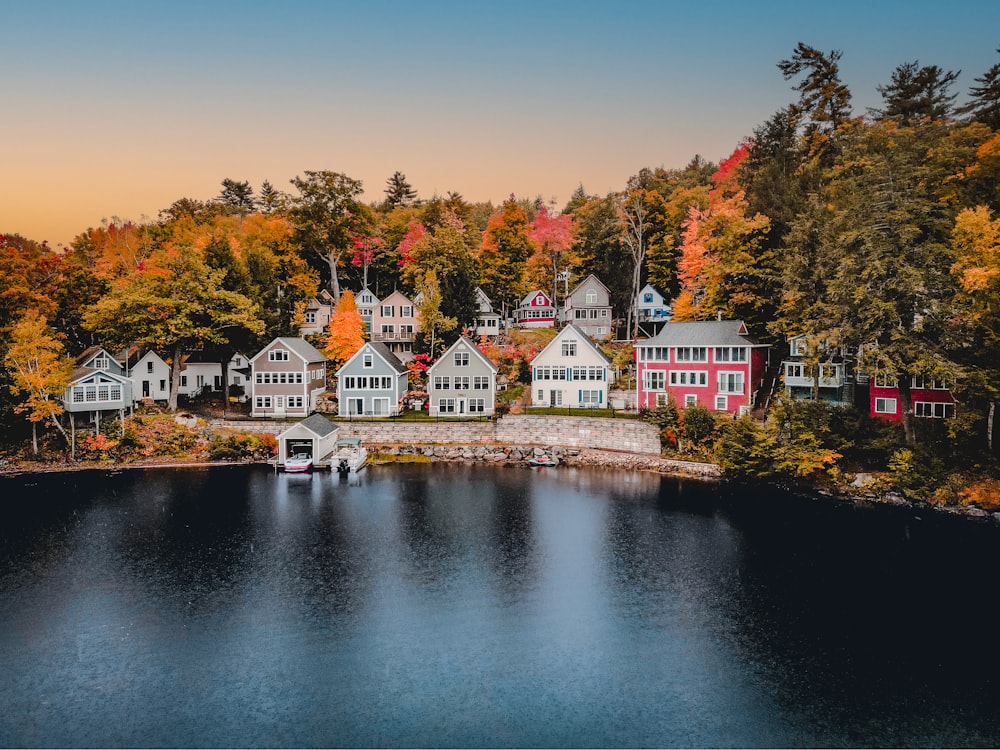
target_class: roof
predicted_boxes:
[427,336,498,374]
[296,413,339,438]
[254,337,327,363]
[638,320,768,348]
[536,324,611,364]
[341,341,408,375]
[567,274,610,298]
[518,289,552,307]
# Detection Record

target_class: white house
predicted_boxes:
[530,324,612,408]
[471,287,503,339]
[130,350,171,402]
[275,413,340,467]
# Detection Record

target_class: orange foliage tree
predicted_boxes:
[324,290,365,369]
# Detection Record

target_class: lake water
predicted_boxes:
[2,463,1000,748]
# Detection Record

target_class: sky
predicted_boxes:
[3,0,999,249]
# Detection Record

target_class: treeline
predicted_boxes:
[3,43,1000,498]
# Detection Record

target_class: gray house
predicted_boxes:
[62,346,135,430]
[426,336,498,416]
[562,274,613,340]
[336,341,408,417]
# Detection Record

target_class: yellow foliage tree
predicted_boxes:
[4,311,74,455]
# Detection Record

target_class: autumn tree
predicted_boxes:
[415,270,458,358]
[4,311,74,454]
[570,195,632,316]
[399,210,478,340]
[288,170,370,300]
[951,205,1000,451]
[323,290,366,369]
[672,145,772,331]
[70,219,157,279]
[478,196,536,309]
[528,203,575,308]
[83,244,263,410]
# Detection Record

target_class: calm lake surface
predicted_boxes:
[2,463,1000,748]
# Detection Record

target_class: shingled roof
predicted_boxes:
[639,320,767,348]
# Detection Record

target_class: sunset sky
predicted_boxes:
[3,0,999,248]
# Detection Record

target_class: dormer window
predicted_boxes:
[93,355,109,369]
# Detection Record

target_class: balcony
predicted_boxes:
[372,330,417,343]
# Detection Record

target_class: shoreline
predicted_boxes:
[3,447,997,526]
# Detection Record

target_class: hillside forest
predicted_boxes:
[4,43,1000,503]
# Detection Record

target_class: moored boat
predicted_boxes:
[283,453,313,473]
[527,455,558,467]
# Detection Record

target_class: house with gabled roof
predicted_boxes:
[300,289,337,336]
[635,319,770,415]
[250,337,328,418]
[514,289,556,329]
[471,286,502,339]
[371,290,419,361]
[335,341,409,417]
[355,287,380,334]
[62,345,135,428]
[561,274,613,340]
[129,349,171,402]
[530,324,612,408]
[426,336,498,416]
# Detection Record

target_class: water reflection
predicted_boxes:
[2,465,1000,747]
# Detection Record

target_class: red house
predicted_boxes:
[869,374,955,421]
[635,320,770,415]
[514,290,556,328]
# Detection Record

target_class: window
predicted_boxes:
[537,390,544,402]
[684,394,698,407]
[473,376,490,390]
[786,363,804,379]
[363,353,373,368]
[675,347,707,362]
[439,398,456,414]
[400,305,412,318]
[255,396,272,409]
[670,371,707,386]
[586,290,598,304]
[644,371,665,390]
[643,293,653,303]
[93,356,109,370]
[381,377,392,389]
[718,372,744,394]
[72,388,84,403]
[159,379,166,391]
[580,390,601,406]
[269,349,289,361]
[715,395,728,411]
[380,305,394,317]
[181,376,188,387]
[561,341,577,357]
[875,397,897,414]
[469,398,485,413]
[146,361,154,373]
[874,372,897,388]
[434,376,450,390]
[287,396,304,409]
[304,311,316,323]
[454,376,470,391]
[715,347,747,362]
[454,351,469,367]
[915,402,955,418]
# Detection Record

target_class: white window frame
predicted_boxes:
[875,397,897,414]
[684,394,698,407]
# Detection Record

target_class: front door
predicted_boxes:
[373,398,388,416]
[142,380,150,398]
[351,398,364,416]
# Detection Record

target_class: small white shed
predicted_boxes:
[276,414,340,466]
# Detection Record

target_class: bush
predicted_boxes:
[208,432,276,461]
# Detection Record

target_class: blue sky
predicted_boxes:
[2,0,999,247]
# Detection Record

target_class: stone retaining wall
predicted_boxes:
[216,415,662,455]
